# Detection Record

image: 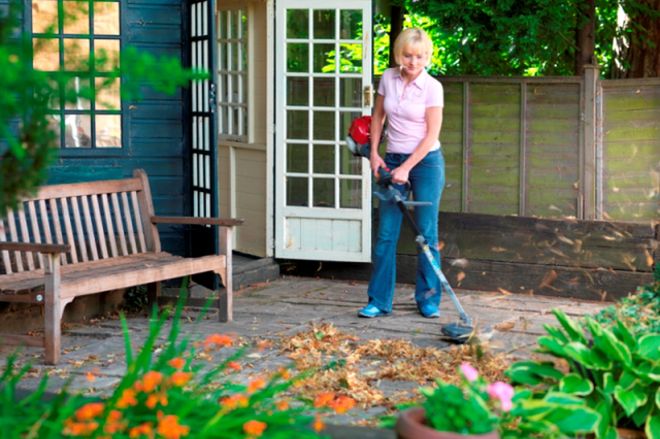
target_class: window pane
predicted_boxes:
[313,111,334,141]
[33,38,60,71]
[313,178,334,207]
[48,114,62,147]
[32,0,59,34]
[287,77,308,106]
[94,2,120,35]
[340,10,362,40]
[313,10,335,39]
[313,78,335,107]
[339,43,362,73]
[64,114,91,148]
[65,77,90,110]
[340,78,362,107]
[287,143,308,173]
[313,43,334,73]
[340,179,362,208]
[94,39,120,71]
[95,77,120,110]
[63,38,90,71]
[340,145,361,175]
[96,114,122,147]
[313,144,334,174]
[63,0,90,35]
[287,111,308,140]
[286,9,308,38]
[287,177,308,207]
[287,43,309,73]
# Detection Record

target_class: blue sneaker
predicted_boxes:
[418,303,440,318]
[358,304,389,318]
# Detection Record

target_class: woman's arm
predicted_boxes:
[390,106,443,184]
[369,94,388,177]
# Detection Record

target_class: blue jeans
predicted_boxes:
[366,149,445,312]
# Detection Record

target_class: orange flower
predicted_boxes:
[75,402,105,421]
[243,420,267,437]
[247,377,266,393]
[219,394,249,410]
[129,422,154,439]
[203,333,233,349]
[277,367,291,380]
[103,410,126,434]
[169,371,192,387]
[276,400,289,411]
[226,361,241,372]
[146,392,168,409]
[156,414,190,439]
[86,371,96,382]
[312,415,325,432]
[313,392,335,408]
[329,395,356,414]
[63,419,99,436]
[117,388,138,409]
[168,357,186,369]
[140,371,164,393]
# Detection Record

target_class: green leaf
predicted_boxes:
[549,407,600,434]
[656,387,660,410]
[544,392,585,407]
[563,342,596,366]
[638,335,660,361]
[552,309,587,343]
[560,373,594,396]
[647,414,660,439]
[506,361,563,385]
[615,382,648,417]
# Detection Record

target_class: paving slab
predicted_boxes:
[0,275,611,427]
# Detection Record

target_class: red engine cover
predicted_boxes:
[348,115,372,145]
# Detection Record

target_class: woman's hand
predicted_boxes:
[370,154,388,177]
[390,166,410,185]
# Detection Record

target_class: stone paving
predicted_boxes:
[0,276,610,430]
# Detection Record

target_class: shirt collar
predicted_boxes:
[395,67,429,90]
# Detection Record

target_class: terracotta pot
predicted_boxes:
[616,428,646,439]
[395,407,500,439]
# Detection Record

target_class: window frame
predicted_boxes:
[28,0,127,156]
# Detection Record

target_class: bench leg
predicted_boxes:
[147,282,161,312]
[44,254,62,365]
[216,268,232,323]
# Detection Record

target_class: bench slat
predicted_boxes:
[18,206,35,271]
[0,218,11,273]
[111,193,128,256]
[28,178,143,201]
[7,209,23,272]
[61,197,79,264]
[131,191,147,252]
[27,201,43,269]
[122,192,138,254]
[91,194,109,259]
[101,194,118,257]
[81,195,99,261]
[39,199,53,253]
[70,196,88,262]
[49,198,66,266]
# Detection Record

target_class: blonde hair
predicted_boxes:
[392,28,434,67]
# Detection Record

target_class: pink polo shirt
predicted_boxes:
[378,67,444,154]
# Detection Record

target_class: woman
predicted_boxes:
[358,28,445,319]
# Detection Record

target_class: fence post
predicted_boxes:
[581,65,599,220]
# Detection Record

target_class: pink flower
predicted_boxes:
[487,381,514,412]
[459,362,479,382]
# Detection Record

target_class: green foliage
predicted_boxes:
[506,309,660,439]
[0,283,328,438]
[0,2,203,214]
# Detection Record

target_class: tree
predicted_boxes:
[0,2,203,213]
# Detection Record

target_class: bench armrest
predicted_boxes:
[150,216,244,227]
[0,241,70,254]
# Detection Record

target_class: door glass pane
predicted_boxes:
[287,111,308,139]
[94,39,120,71]
[287,177,308,206]
[340,111,362,140]
[95,78,120,110]
[32,0,59,33]
[63,38,90,71]
[63,1,90,35]
[313,111,334,140]
[64,114,91,148]
[287,144,308,173]
[340,78,362,107]
[313,10,335,39]
[340,146,361,175]
[313,43,335,73]
[33,38,59,71]
[287,9,308,38]
[313,144,334,174]
[65,77,91,109]
[340,179,362,208]
[313,78,335,107]
[313,178,334,207]
[340,10,362,40]
[287,77,309,106]
[96,115,122,147]
[94,2,120,35]
[287,43,309,72]
[339,43,362,73]
[48,114,61,146]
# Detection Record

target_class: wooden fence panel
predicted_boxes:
[441,82,464,212]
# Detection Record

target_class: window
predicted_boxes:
[31,0,122,149]
[217,8,247,141]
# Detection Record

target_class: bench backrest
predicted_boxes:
[0,169,160,275]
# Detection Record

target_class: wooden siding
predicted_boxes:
[601,80,660,222]
[44,0,189,255]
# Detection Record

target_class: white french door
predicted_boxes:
[274,0,373,262]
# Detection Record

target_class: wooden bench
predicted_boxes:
[0,169,243,364]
